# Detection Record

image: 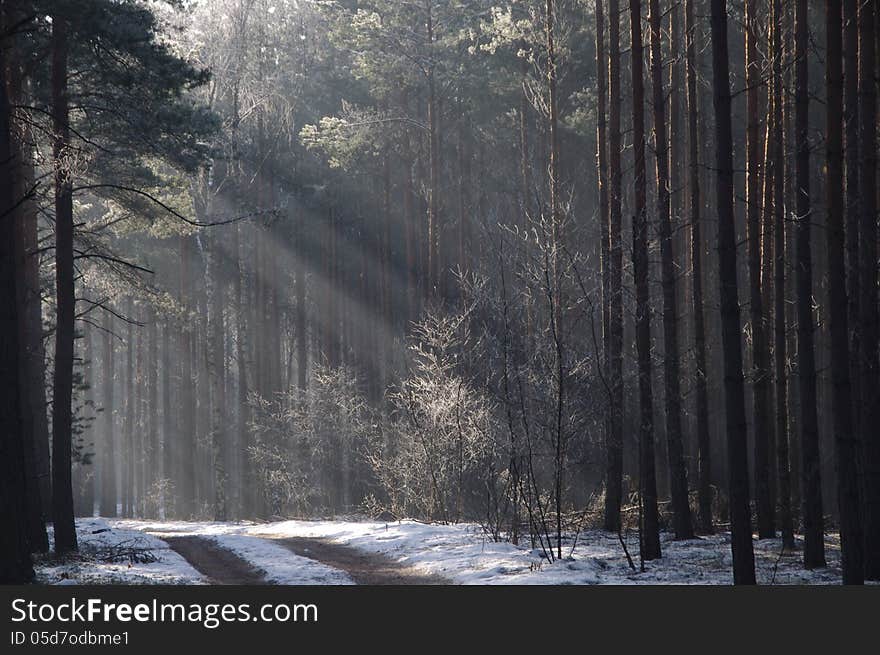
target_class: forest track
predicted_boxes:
[267,536,450,585]
[161,536,266,585]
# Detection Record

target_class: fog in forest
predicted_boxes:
[2,0,879,586]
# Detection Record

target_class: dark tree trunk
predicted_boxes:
[146,308,158,517]
[685,0,712,535]
[50,14,77,555]
[603,0,625,534]
[9,38,49,552]
[843,0,860,459]
[783,6,802,520]
[123,298,135,518]
[100,310,116,518]
[630,0,661,562]
[859,0,880,581]
[178,235,196,517]
[76,320,94,517]
[772,0,795,551]
[162,319,173,518]
[425,0,440,299]
[545,0,566,563]
[795,0,827,570]
[710,0,756,584]
[649,0,693,540]
[295,212,307,393]
[595,0,615,535]
[746,0,774,540]
[0,19,34,583]
[209,232,227,522]
[825,0,864,584]
[232,222,250,518]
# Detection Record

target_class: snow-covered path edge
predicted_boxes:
[115,518,846,585]
[196,534,354,585]
[37,518,206,585]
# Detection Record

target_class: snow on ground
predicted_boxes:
[205,535,354,584]
[249,520,844,585]
[35,518,206,585]
[111,520,353,584]
[204,534,354,584]
[116,517,845,585]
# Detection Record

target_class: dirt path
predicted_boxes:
[162,536,267,585]
[270,537,450,585]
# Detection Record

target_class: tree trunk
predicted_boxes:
[772,0,795,550]
[746,0,774,540]
[295,214,308,392]
[161,319,173,518]
[76,319,95,517]
[100,310,116,517]
[825,0,864,584]
[595,0,615,535]
[50,14,77,554]
[545,0,567,562]
[209,232,227,522]
[649,0,693,540]
[710,0,756,584]
[178,235,196,517]
[843,0,860,465]
[146,307,158,517]
[783,5,802,521]
[630,0,661,562]
[685,0,712,535]
[232,222,250,518]
[0,18,35,583]
[603,0,625,534]
[795,0,827,570]
[425,0,440,299]
[9,38,49,552]
[123,298,134,518]
[859,0,880,580]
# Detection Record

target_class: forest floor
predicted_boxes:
[271,537,448,584]
[160,536,266,585]
[34,517,852,585]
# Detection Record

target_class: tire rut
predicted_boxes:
[161,536,266,585]
[269,536,450,585]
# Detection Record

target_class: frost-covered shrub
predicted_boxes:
[247,364,374,516]
[366,311,503,523]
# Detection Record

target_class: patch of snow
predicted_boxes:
[36,518,206,585]
[113,518,846,585]
[111,520,354,584]
[204,534,354,585]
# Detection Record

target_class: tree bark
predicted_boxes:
[209,232,227,522]
[595,0,615,535]
[9,34,49,551]
[795,0,827,569]
[630,0,661,561]
[178,235,196,517]
[685,0,712,535]
[100,310,116,518]
[123,297,134,518]
[649,0,693,540]
[710,0,756,584]
[50,14,77,554]
[161,319,173,518]
[859,0,880,580]
[746,0,774,540]
[825,0,864,584]
[0,16,34,583]
[425,0,440,299]
[771,0,795,550]
[843,0,860,457]
[603,0,625,534]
